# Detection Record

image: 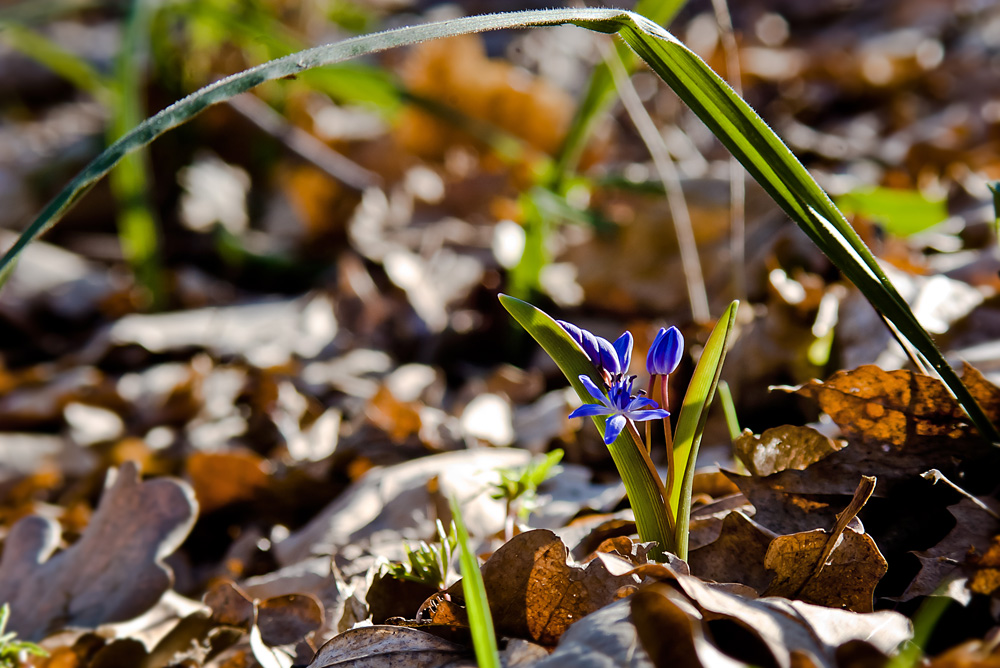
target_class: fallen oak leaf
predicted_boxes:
[0,461,197,640]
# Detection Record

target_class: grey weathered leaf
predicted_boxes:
[0,461,197,640]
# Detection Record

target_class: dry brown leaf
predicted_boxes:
[466,529,639,646]
[631,583,728,668]
[532,597,654,668]
[396,34,577,159]
[257,594,325,647]
[187,449,271,514]
[204,581,324,647]
[928,639,1000,667]
[780,365,970,447]
[0,461,197,640]
[634,566,911,668]
[688,511,776,592]
[305,626,472,667]
[734,425,845,477]
[764,528,888,612]
[365,385,423,443]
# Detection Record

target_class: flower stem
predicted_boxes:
[660,376,676,517]
[644,375,656,455]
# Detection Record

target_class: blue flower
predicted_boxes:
[646,326,684,376]
[568,374,670,444]
[558,321,633,380]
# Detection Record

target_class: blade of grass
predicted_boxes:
[500,294,674,556]
[671,300,738,560]
[4,6,994,442]
[449,497,500,668]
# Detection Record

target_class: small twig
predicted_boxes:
[922,469,1000,519]
[800,475,876,592]
[227,92,381,192]
[605,47,711,323]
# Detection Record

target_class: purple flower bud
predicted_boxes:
[646,326,684,376]
[558,320,596,362]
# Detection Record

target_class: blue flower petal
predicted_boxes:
[578,375,609,404]
[626,396,658,411]
[595,337,620,376]
[613,332,633,373]
[630,409,671,421]
[604,414,627,444]
[568,403,614,419]
[580,330,601,365]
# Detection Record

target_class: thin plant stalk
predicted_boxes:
[606,46,710,323]
[709,0,747,301]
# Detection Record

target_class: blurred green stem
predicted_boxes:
[110,0,164,308]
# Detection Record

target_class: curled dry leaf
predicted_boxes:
[631,563,911,668]
[306,625,472,668]
[0,461,197,640]
[733,425,844,477]
[455,529,640,646]
[763,476,887,612]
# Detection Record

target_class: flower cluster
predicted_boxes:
[558,320,682,445]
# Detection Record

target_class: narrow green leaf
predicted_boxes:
[670,300,738,560]
[499,294,673,556]
[611,16,998,443]
[450,497,500,668]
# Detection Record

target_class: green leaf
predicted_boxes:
[499,294,673,556]
[450,498,500,668]
[835,186,948,238]
[670,300,738,560]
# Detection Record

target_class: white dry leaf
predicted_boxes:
[106,293,337,367]
[178,152,251,234]
[274,448,530,566]
[460,393,514,446]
